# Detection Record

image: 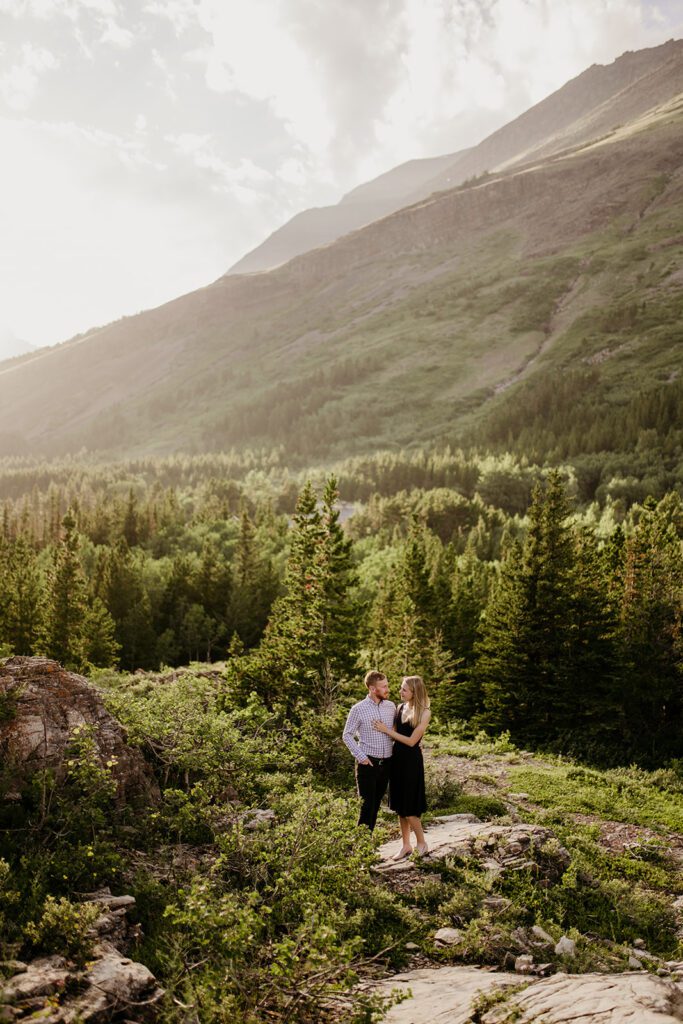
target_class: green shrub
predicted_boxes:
[152,785,413,1022]
[24,896,100,965]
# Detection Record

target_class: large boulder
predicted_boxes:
[0,657,158,807]
[379,967,683,1023]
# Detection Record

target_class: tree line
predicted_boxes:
[0,465,681,767]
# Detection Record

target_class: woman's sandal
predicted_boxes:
[415,843,429,856]
[392,847,413,861]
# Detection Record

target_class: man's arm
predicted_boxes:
[342,704,370,764]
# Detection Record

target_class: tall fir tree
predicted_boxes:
[42,512,90,670]
[617,493,683,762]
[232,478,358,709]
[475,473,576,744]
[5,536,44,655]
[96,540,158,670]
[83,596,121,668]
[437,540,493,721]
[366,519,454,697]
[229,507,278,648]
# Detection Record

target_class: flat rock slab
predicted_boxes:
[495,971,683,1023]
[376,814,569,880]
[379,967,683,1023]
[378,966,520,1024]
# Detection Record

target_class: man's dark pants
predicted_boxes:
[356,755,391,830]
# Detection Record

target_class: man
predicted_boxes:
[342,670,396,830]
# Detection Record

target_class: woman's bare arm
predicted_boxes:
[373,709,431,746]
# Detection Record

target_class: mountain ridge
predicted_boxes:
[228,38,683,276]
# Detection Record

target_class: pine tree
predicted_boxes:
[83,596,120,668]
[122,488,139,547]
[6,536,44,655]
[561,528,619,750]
[232,478,358,709]
[229,507,277,648]
[96,541,158,670]
[475,473,576,744]
[42,512,89,670]
[365,519,454,696]
[0,534,12,653]
[437,541,492,721]
[617,493,683,762]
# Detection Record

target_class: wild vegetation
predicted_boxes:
[0,456,680,763]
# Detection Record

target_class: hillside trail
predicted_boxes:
[365,743,683,1024]
[423,745,683,865]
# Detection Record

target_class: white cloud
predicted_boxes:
[0,0,680,348]
[0,42,59,110]
[0,0,116,18]
[0,115,249,346]
[166,131,273,194]
[100,17,134,47]
[144,0,200,36]
[185,0,652,186]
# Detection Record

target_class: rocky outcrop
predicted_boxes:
[376,814,570,884]
[379,967,683,1023]
[0,890,163,1023]
[0,657,158,807]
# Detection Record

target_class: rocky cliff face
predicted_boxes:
[227,152,465,275]
[0,657,159,808]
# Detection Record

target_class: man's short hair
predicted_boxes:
[364,670,386,689]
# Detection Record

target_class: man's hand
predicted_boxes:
[359,757,371,765]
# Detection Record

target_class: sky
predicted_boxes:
[0,0,682,351]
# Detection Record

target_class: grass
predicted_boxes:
[509,763,683,834]
[398,733,683,969]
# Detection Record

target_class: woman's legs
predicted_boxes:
[407,815,428,853]
[393,816,413,858]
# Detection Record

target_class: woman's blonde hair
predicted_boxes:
[402,675,430,726]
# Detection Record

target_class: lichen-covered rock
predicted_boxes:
[481,971,683,1023]
[376,814,570,883]
[0,891,163,1023]
[84,889,142,952]
[378,966,520,1024]
[0,657,158,807]
[379,967,683,1023]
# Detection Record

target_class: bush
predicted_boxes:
[153,785,413,1022]
[24,896,100,965]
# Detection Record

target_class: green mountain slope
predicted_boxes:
[0,93,681,463]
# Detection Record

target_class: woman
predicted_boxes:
[373,675,430,859]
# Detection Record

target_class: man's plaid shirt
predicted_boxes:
[342,695,396,763]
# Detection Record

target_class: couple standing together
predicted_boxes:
[342,670,431,859]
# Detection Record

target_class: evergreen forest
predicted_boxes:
[1,445,682,1024]
[1,447,681,766]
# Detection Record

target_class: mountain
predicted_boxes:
[229,38,683,275]
[0,46,681,463]
[411,37,683,196]
[0,327,33,363]
[228,151,466,274]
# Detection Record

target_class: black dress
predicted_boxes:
[389,703,427,817]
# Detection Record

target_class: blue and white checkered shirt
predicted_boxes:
[343,695,396,763]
